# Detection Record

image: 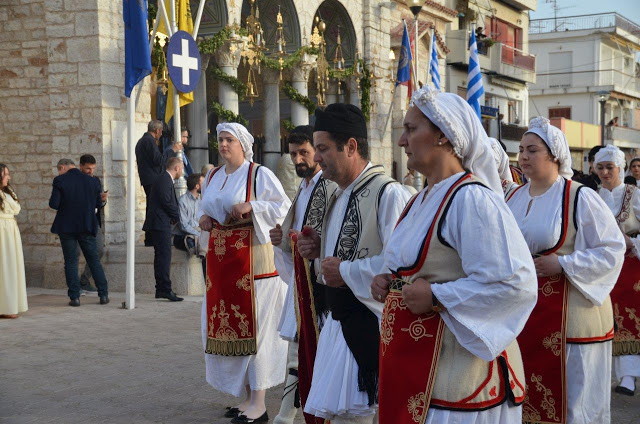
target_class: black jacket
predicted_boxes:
[49,168,102,236]
[135,132,163,187]
[142,171,179,232]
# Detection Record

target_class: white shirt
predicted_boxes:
[508,176,626,306]
[322,162,412,318]
[385,172,537,361]
[599,182,640,256]
[198,160,291,244]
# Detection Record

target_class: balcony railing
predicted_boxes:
[501,44,535,72]
[446,30,536,84]
[530,12,640,35]
[501,124,528,141]
[606,126,640,145]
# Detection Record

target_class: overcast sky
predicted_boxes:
[530,0,640,27]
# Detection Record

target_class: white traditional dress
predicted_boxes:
[508,176,626,424]
[0,192,27,315]
[198,160,290,397]
[276,171,324,341]
[598,182,640,384]
[383,172,537,424]
[304,163,411,421]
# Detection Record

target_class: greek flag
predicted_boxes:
[429,34,441,90]
[466,28,484,120]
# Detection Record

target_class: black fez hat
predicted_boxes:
[290,125,314,141]
[314,103,367,139]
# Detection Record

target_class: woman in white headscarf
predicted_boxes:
[488,137,519,198]
[593,145,640,397]
[507,117,625,424]
[371,86,537,424]
[198,123,291,423]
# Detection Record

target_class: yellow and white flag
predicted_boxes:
[162,0,195,123]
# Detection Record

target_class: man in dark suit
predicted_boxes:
[136,120,164,245]
[143,156,184,302]
[77,154,108,294]
[50,159,109,307]
[162,128,194,176]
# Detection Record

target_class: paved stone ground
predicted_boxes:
[1,289,639,424]
[0,289,304,424]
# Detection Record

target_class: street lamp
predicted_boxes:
[598,90,610,146]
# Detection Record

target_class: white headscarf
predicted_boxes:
[488,137,513,182]
[524,116,573,179]
[594,144,626,172]
[216,122,254,161]
[410,86,502,193]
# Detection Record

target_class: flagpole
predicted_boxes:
[413,18,419,88]
[126,85,137,310]
[382,85,397,139]
[193,0,206,39]
[427,28,434,88]
[134,13,162,109]
[170,0,181,147]
[158,0,172,39]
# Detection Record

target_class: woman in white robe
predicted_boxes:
[371,87,538,424]
[594,145,640,396]
[0,164,28,318]
[507,117,626,424]
[198,123,290,423]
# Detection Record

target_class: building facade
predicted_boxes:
[446,0,537,157]
[529,12,640,169]
[2,0,454,291]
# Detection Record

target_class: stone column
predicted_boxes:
[262,68,281,171]
[186,53,211,172]
[213,41,243,117]
[326,80,339,105]
[290,57,316,126]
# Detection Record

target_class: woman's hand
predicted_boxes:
[269,224,283,246]
[199,215,213,232]
[534,254,563,277]
[401,278,433,315]
[230,202,252,221]
[371,274,392,303]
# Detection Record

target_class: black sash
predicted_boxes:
[326,286,379,406]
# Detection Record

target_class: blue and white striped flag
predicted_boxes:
[466,27,484,120]
[429,34,441,90]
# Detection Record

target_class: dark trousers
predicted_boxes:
[149,230,172,293]
[59,232,108,300]
[143,185,153,246]
[173,235,207,277]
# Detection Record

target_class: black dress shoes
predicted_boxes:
[224,407,242,418]
[99,295,109,305]
[231,411,268,423]
[615,385,635,396]
[69,298,80,307]
[155,290,184,302]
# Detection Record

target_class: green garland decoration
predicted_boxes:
[282,82,316,115]
[210,101,248,127]
[209,66,246,100]
[260,46,320,72]
[198,26,249,55]
[359,61,371,123]
[282,119,295,132]
[151,36,166,79]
